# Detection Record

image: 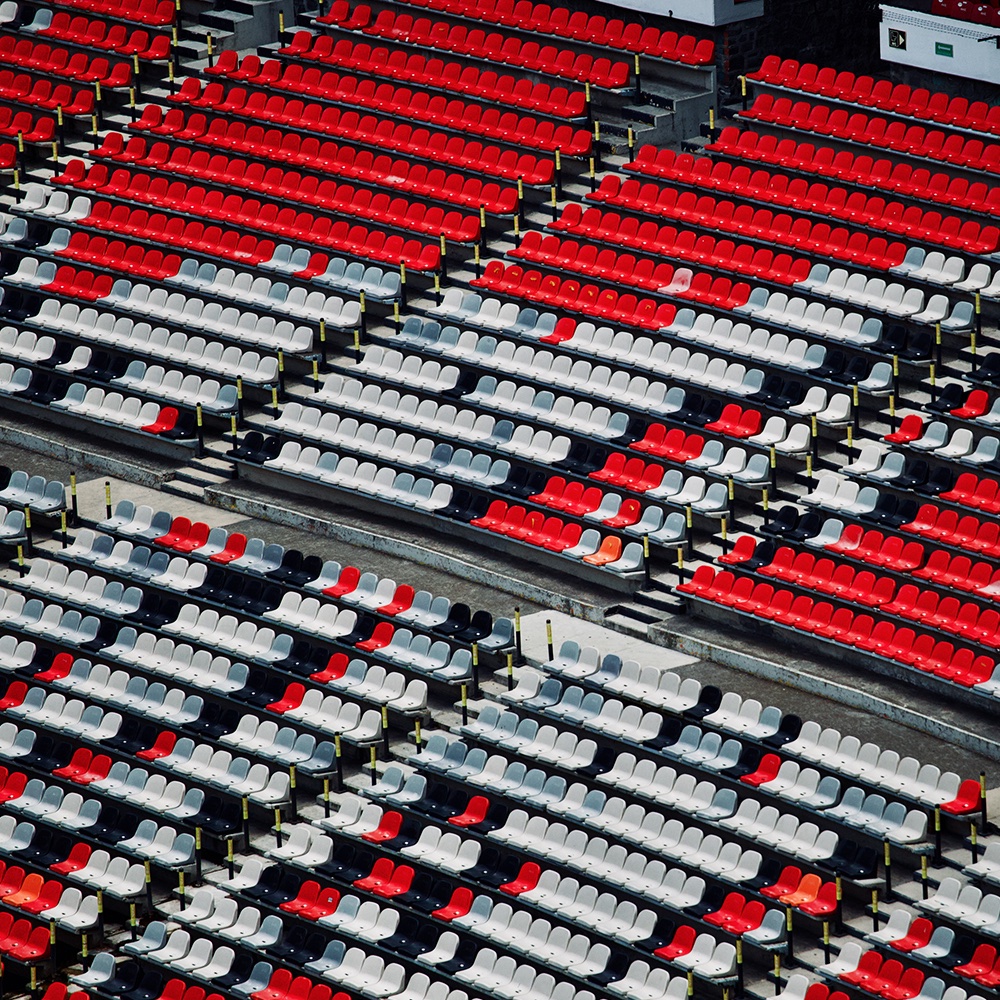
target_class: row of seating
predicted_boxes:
[331,16,635,90]
[457,702,935,842]
[277,30,629,90]
[270,37,588,117]
[552,203,907,272]
[44,0,174,26]
[413,301,896,393]
[626,144,1000,220]
[589,173,1000,255]
[419,725,881,887]
[740,97,1000,177]
[0,69,95,115]
[67,140,520,216]
[820,942,998,996]
[796,265,981,318]
[0,468,66,513]
[892,249,1000,295]
[2,686,294,808]
[0,36,132,87]
[249,442,643,575]
[468,262,728,330]
[124,104,560,191]
[742,544,1000,654]
[61,174,482,245]
[351,343,812,455]
[748,55,1000,137]
[739,288,970,336]
[507,232,793,296]
[800,504,998,572]
[0,820,101,934]
[678,567,998,696]
[23,8,170,61]
[195,56,591,156]
[537,639,966,809]
[0,334,243,411]
[36,193,447,269]
[351,0,714,64]
[327,800,767,961]
[0,106,54,143]
[97,500,512,650]
[0,368,186,437]
[7,270,318,354]
[465,265,681,330]
[22,299,285,384]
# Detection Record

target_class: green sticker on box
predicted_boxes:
[935,42,954,57]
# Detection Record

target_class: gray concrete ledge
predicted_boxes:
[0,415,177,488]
[652,622,1000,762]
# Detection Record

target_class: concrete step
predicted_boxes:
[602,610,652,638]
[160,479,206,502]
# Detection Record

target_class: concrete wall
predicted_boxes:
[599,0,764,27]
[879,4,1000,95]
[721,0,883,91]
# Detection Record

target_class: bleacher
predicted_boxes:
[1,0,1000,996]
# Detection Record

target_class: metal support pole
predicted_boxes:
[195,827,202,884]
[414,718,422,754]
[785,906,794,965]
[883,840,892,901]
[369,746,378,786]
[242,796,250,846]
[104,480,112,520]
[871,888,879,933]
[227,838,235,880]
[982,771,988,832]
[178,870,185,910]
[507,652,514,691]
[971,821,979,864]
[643,535,650,587]
[196,403,204,458]
[921,856,928,899]
[934,806,942,865]
[546,618,554,661]
[974,294,981,370]
[822,921,831,964]
[514,606,524,665]
[274,808,282,847]
[288,766,297,822]
[323,777,331,818]
[70,471,78,526]
[461,683,469,726]
[335,734,343,792]
[381,706,390,759]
